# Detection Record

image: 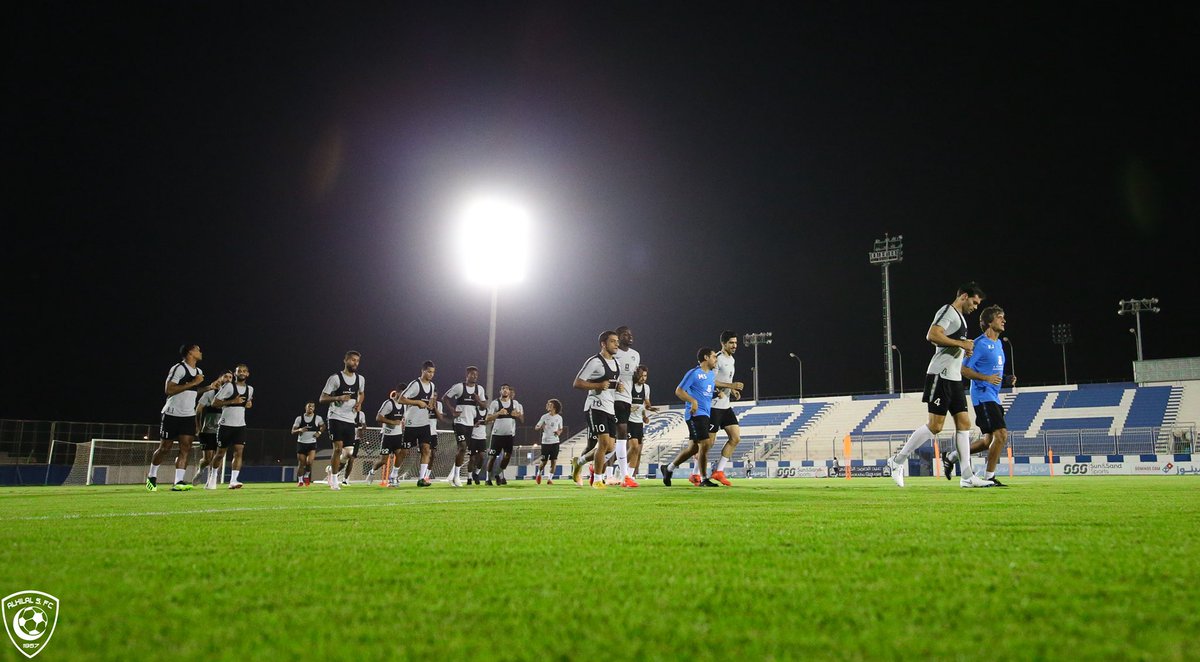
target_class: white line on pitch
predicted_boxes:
[1,494,576,522]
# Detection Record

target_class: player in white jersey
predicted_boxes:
[192,370,232,486]
[150,343,223,492]
[886,282,991,488]
[336,409,367,485]
[442,366,487,487]
[571,330,624,489]
[398,361,438,487]
[370,388,407,486]
[319,351,365,491]
[468,403,489,484]
[212,364,255,489]
[533,399,564,484]
[709,330,746,486]
[627,365,658,479]
[292,402,325,486]
[608,325,641,487]
[485,384,524,485]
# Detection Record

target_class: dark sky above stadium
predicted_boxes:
[7,2,1197,428]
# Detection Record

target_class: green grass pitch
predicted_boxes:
[2,477,1197,660]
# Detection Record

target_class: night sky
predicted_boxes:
[7,3,1197,429]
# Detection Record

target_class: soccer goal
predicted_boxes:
[62,439,212,486]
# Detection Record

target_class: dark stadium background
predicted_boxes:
[6,3,1196,430]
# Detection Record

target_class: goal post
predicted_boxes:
[63,439,209,486]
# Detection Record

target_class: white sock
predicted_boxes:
[390,467,399,479]
[149,464,160,478]
[894,425,935,463]
[667,462,677,472]
[955,431,973,478]
[947,449,960,462]
[615,439,628,480]
[419,464,428,480]
[985,470,995,479]
[173,468,184,484]
[605,466,614,480]
[717,456,728,473]
[231,469,240,483]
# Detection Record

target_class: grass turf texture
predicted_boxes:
[2,477,1197,661]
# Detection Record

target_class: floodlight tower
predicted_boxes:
[458,197,531,400]
[743,332,772,402]
[869,234,904,393]
[1118,298,1160,361]
[1051,323,1073,384]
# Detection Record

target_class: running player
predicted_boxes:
[611,326,641,487]
[192,370,232,486]
[212,364,254,489]
[468,402,489,484]
[533,399,564,484]
[627,365,658,479]
[661,348,720,487]
[337,409,367,485]
[292,402,325,486]
[149,344,223,492]
[372,388,406,487]
[708,331,746,486]
[443,366,487,487]
[319,351,365,491]
[571,331,623,489]
[886,282,991,488]
[398,361,437,487]
[485,384,523,486]
[950,305,1014,486]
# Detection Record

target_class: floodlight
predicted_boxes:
[458,197,531,285]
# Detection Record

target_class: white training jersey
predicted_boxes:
[925,304,969,381]
[294,414,324,443]
[377,398,405,436]
[575,354,619,415]
[216,382,254,427]
[444,382,486,426]
[489,398,523,436]
[402,379,435,427]
[712,352,737,409]
[161,362,204,417]
[631,382,650,421]
[537,413,563,444]
[613,347,640,404]
[323,371,365,424]
[472,405,488,440]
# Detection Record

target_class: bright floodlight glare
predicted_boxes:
[458,197,531,286]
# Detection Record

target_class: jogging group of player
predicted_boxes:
[145,281,1012,492]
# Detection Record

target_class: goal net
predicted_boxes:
[63,439,208,486]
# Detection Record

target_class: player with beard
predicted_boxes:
[398,361,438,487]
[212,364,255,489]
[443,366,487,487]
[319,351,365,491]
[948,305,1015,486]
[661,348,720,487]
[533,399,564,484]
[571,331,623,489]
[886,282,991,488]
[149,343,223,492]
[485,384,523,485]
[627,365,658,479]
[192,370,232,486]
[292,402,325,486]
[709,331,746,486]
[337,409,367,485]
[610,326,641,487]
[371,388,406,487]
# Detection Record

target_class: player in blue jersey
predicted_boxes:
[951,305,1014,486]
[661,347,720,487]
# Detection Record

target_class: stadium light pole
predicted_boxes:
[1051,323,1073,384]
[1118,298,1160,362]
[743,332,772,402]
[788,352,803,400]
[869,234,904,393]
[890,345,903,394]
[458,197,532,400]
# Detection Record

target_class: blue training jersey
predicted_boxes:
[676,366,716,420]
[963,334,1005,404]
